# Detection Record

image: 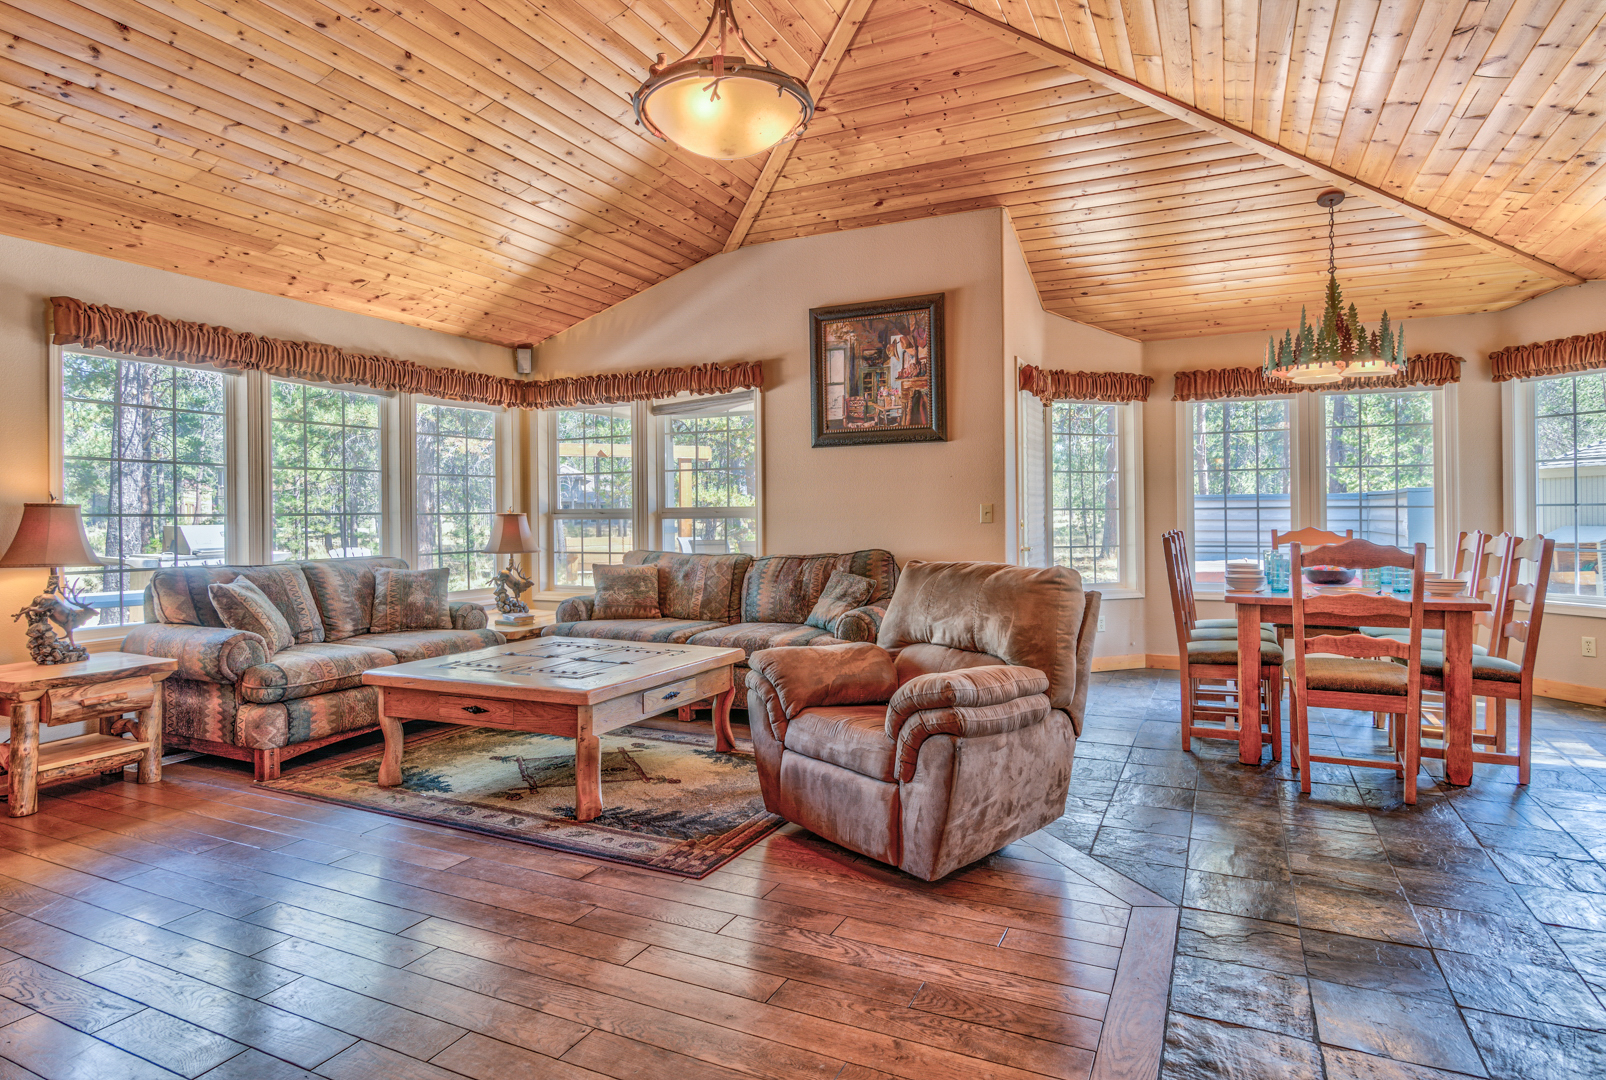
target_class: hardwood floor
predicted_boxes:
[0,741,1174,1079]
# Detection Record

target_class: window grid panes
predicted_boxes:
[1533,372,1606,601]
[415,403,498,592]
[1191,399,1292,581]
[61,352,229,627]
[1323,390,1436,569]
[660,404,757,556]
[554,406,633,586]
[1050,401,1121,584]
[271,381,382,562]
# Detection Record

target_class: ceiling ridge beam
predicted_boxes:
[934,0,1585,287]
[722,0,877,253]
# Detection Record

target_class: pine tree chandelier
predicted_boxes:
[631,0,814,161]
[1264,190,1406,386]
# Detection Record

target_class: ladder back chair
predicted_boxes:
[1415,535,1555,785]
[1288,539,1427,803]
[1271,527,1354,549]
[1164,530,1283,758]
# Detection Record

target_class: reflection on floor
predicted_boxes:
[1065,669,1606,1080]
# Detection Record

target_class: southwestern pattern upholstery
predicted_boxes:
[745,562,1100,881]
[592,564,662,620]
[805,572,876,632]
[371,567,453,632]
[127,556,501,779]
[209,579,296,654]
[544,549,898,666]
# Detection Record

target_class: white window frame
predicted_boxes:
[1503,376,1606,618]
[651,390,764,559]
[1179,387,1452,596]
[50,349,511,645]
[1021,395,1143,598]
[535,393,765,593]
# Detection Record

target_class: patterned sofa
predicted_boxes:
[122,557,503,780]
[545,549,899,668]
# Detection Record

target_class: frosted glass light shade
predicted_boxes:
[1342,357,1402,378]
[639,67,810,160]
[1285,364,1347,385]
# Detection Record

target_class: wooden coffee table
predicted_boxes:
[362,637,746,821]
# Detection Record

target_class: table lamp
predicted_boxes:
[481,510,538,618]
[0,500,106,665]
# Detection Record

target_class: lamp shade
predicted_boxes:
[481,512,537,555]
[0,502,105,568]
[637,64,811,160]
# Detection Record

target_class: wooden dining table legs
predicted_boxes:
[1235,601,1266,766]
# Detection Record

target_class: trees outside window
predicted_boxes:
[551,406,634,586]
[1189,399,1292,581]
[416,403,498,592]
[1050,401,1122,584]
[270,381,382,562]
[60,352,229,626]
[658,396,757,555]
[1324,390,1436,566]
[1532,373,1606,601]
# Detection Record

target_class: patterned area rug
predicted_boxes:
[262,725,783,877]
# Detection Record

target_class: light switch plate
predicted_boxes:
[979,503,994,524]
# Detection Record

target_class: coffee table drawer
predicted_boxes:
[48,677,156,724]
[643,676,704,715]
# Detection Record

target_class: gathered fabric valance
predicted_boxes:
[1017,365,1154,404]
[1490,331,1606,383]
[48,297,762,409]
[1172,353,1464,402]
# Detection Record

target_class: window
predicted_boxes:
[551,405,635,586]
[415,402,498,591]
[270,381,383,562]
[60,352,230,626]
[1323,390,1436,566]
[1189,398,1292,582]
[1531,372,1606,602]
[657,393,758,555]
[1050,401,1122,584]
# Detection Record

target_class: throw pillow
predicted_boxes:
[208,565,325,644]
[371,567,453,633]
[593,564,661,620]
[208,578,295,654]
[804,571,875,632]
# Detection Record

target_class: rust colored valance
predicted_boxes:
[1017,365,1154,404]
[48,297,762,409]
[1490,331,1606,383]
[1172,353,1464,402]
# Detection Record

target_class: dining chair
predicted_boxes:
[1271,526,1353,549]
[1287,539,1427,803]
[1163,530,1283,757]
[1415,535,1555,785]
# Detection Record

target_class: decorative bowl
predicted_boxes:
[1303,566,1356,586]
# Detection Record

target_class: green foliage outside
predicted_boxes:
[1051,402,1121,584]
[271,381,382,562]
[416,404,497,592]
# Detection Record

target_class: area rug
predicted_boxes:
[261,725,783,877]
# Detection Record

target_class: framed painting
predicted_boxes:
[810,293,946,447]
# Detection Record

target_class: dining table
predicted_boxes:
[1224,589,1492,786]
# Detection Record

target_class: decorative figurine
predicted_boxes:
[489,561,535,615]
[14,574,95,665]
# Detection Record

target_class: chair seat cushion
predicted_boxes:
[782,705,896,781]
[1362,628,1488,656]
[238,642,397,704]
[1196,619,1275,631]
[357,629,505,663]
[1288,656,1409,695]
[1186,639,1283,666]
[1189,627,1278,643]
[1418,652,1523,682]
[686,623,837,656]
[543,619,726,644]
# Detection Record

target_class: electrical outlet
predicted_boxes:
[1585,637,1597,658]
[1097,615,1107,633]
[979,503,994,524]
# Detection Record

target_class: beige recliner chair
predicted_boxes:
[745,561,1099,881]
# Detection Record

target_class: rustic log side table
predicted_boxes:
[0,652,178,817]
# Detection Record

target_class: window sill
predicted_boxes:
[1090,587,1144,601]
[1543,600,1606,620]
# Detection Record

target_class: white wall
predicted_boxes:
[0,233,512,729]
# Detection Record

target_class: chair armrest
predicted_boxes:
[121,624,269,684]
[886,665,1052,782]
[748,643,898,720]
[832,602,888,642]
[555,595,594,622]
[449,601,489,630]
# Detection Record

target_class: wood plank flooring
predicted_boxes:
[0,744,1175,1079]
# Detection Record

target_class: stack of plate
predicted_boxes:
[1423,574,1468,598]
[1225,561,1265,593]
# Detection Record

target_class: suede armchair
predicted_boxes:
[746,561,1099,881]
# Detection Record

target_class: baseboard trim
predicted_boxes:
[1091,654,1148,671]
[1534,679,1606,707]
[1145,654,1181,670]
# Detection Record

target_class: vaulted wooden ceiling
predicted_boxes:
[1,0,1602,344]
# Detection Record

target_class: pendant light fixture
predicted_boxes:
[631,0,814,160]
[1265,190,1406,386]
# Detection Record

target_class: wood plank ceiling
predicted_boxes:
[0,0,1602,343]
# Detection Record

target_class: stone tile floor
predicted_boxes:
[1061,669,1606,1080]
